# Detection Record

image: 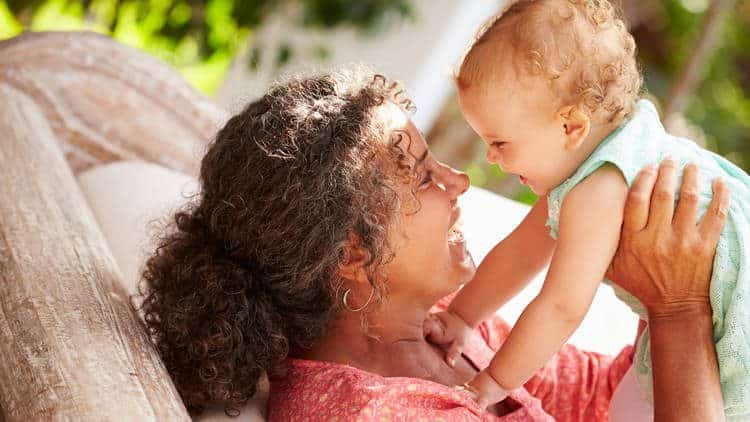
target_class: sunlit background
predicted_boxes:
[2,0,747,204]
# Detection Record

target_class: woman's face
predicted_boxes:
[379,102,475,300]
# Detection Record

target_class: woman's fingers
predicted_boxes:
[647,158,679,230]
[623,164,659,233]
[699,178,731,245]
[673,163,700,233]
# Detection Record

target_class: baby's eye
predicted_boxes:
[491,141,508,149]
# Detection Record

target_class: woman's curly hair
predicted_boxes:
[458,0,643,124]
[138,68,417,416]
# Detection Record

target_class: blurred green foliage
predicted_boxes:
[1,0,747,207]
[647,0,750,171]
[0,0,412,93]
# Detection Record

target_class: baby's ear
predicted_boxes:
[558,105,591,150]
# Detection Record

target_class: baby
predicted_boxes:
[428,0,750,419]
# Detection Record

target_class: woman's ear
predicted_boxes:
[337,232,371,284]
[558,105,591,150]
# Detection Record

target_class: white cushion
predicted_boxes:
[77,160,637,420]
[76,161,200,296]
[77,161,265,421]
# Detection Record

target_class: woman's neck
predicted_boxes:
[300,289,446,377]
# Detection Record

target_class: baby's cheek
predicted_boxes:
[497,151,516,171]
[531,185,549,196]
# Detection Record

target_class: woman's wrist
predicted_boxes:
[648,297,723,421]
[646,298,712,322]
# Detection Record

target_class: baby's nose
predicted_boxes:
[486,148,502,165]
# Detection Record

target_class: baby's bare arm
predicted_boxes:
[449,199,555,328]
[482,165,628,391]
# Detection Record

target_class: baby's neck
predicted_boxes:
[589,120,622,147]
[569,119,623,174]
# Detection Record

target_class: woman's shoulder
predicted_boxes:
[268,358,482,421]
[266,300,514,422]
[268,357,555,421]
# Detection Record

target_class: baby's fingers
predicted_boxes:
[454,384,479,401]
[446,340,464,367]
[423,314,449,344]
[477,398,490,411]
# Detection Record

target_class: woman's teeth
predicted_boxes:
[448,221,464,243]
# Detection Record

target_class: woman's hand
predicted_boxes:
[606,159,729,422]
[606,159,731,318]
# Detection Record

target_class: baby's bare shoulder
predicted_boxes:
[569,164,629,202]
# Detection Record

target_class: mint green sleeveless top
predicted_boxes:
[547,99,750,419]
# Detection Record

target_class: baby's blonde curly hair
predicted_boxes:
[457,0,642,124]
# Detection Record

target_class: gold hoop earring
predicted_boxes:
[342,287,374,312]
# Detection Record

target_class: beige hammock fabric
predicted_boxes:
[0,31,227,421]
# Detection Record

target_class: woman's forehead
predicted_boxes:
[377,100,409,129]
[378,101,428,160]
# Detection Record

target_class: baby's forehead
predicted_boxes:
[461,82,560,133]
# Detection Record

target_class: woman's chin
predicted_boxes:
[458,257,476,284]
[448,237,476,284]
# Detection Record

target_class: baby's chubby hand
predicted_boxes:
[423,311,473,367]
[463,370,511,410]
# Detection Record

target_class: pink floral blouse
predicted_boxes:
[268,299,633,421]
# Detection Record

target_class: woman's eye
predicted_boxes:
[419,171,433,187]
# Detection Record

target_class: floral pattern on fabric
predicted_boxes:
[268,299,633,421]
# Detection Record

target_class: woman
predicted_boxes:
[140,69,728,420]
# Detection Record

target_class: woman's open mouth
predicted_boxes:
[448,225,465,244]
[448,207,464,245]
[448,218,472,269]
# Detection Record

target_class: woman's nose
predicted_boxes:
[434,162,469,199]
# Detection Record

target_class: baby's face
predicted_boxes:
[458,77,580,196]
